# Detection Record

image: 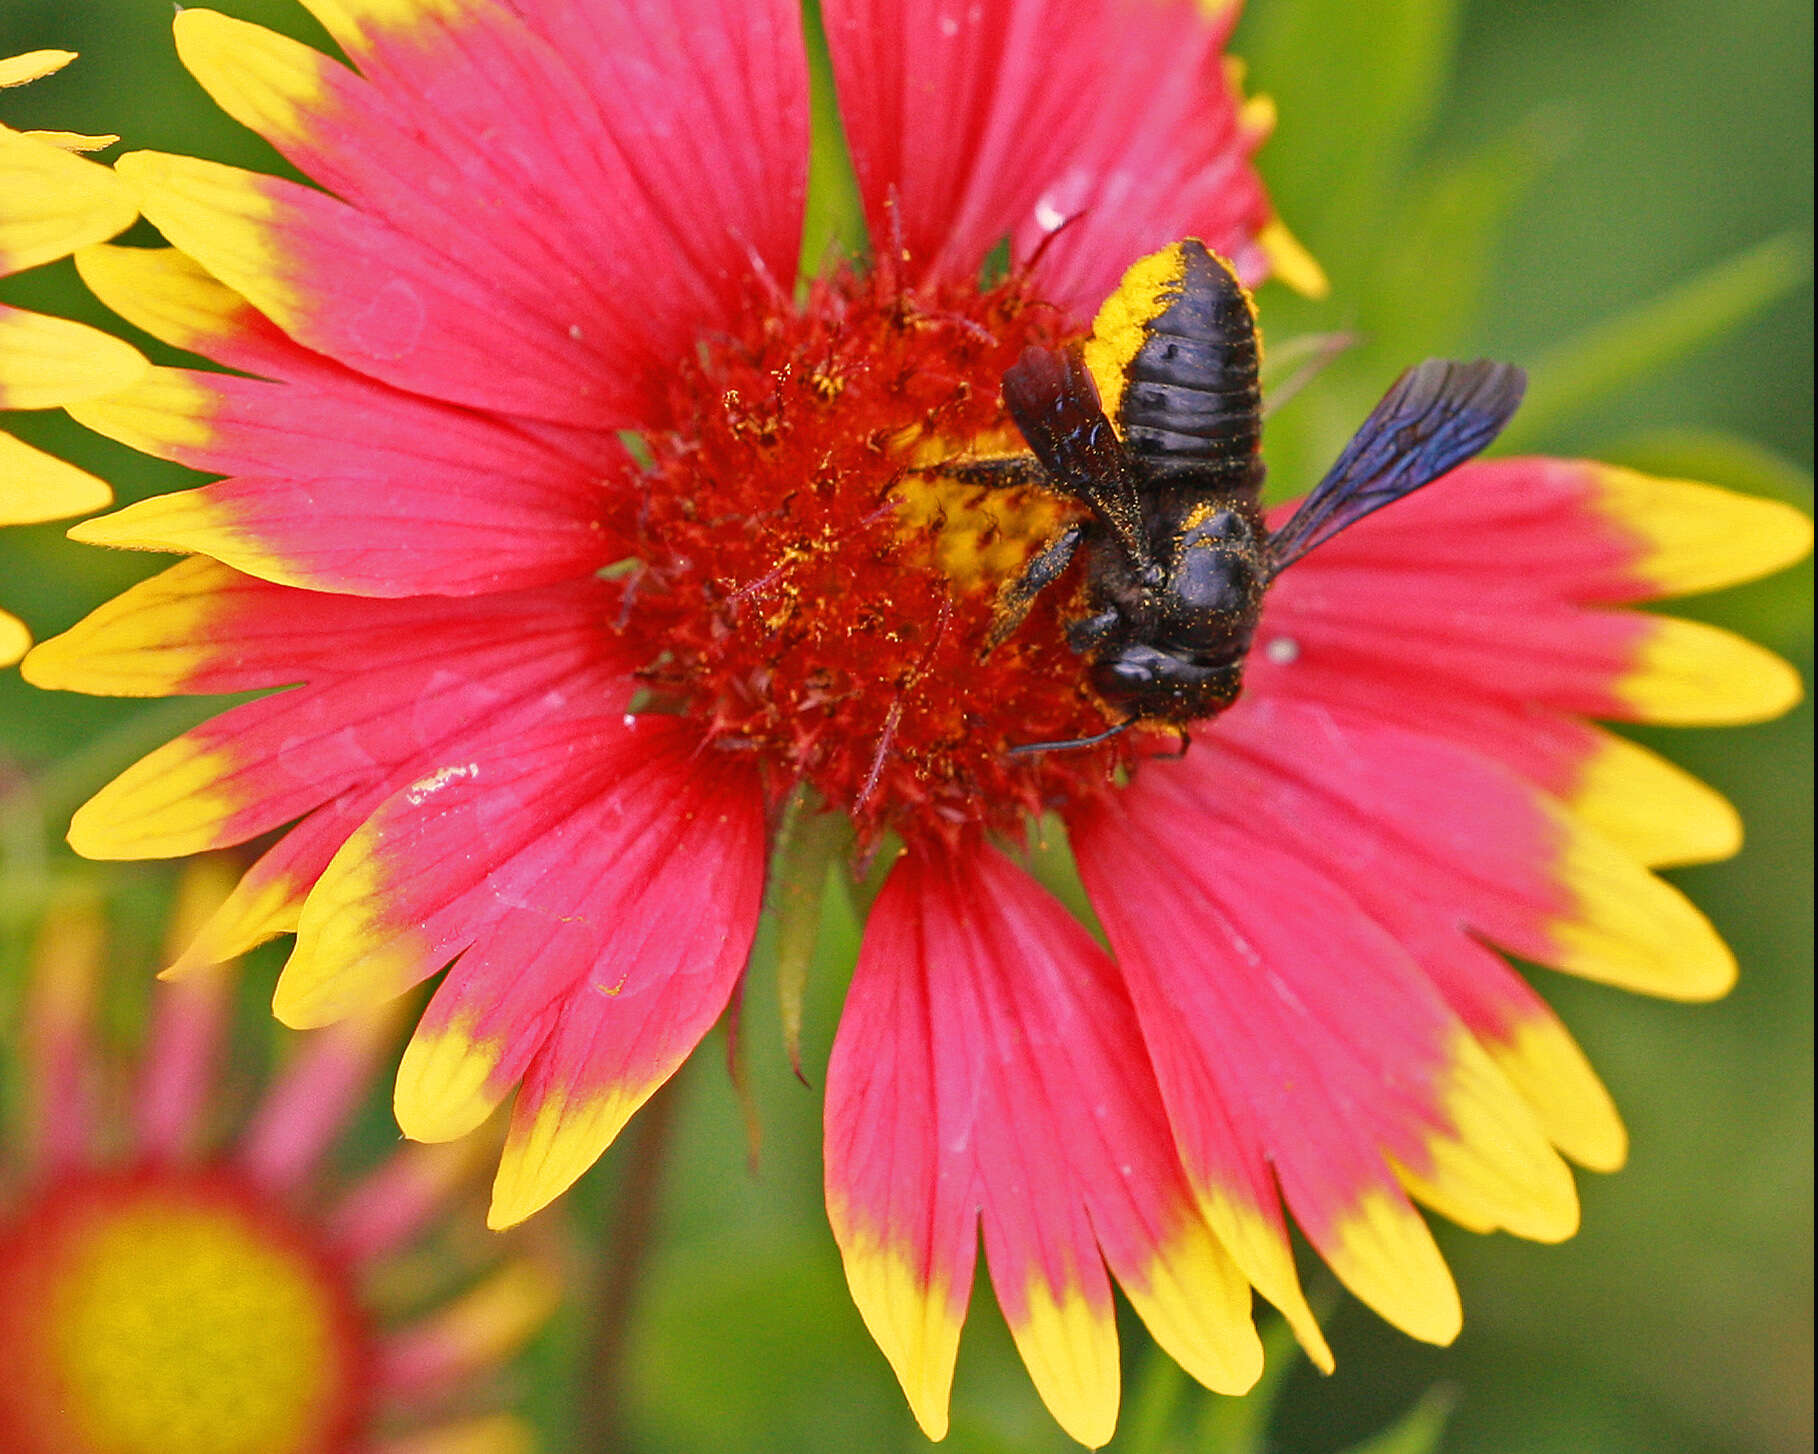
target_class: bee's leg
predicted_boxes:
[985,523,1085,651]
[1006,715,1137,756]
[942,454,1050,491]
[1064,608,1120,652]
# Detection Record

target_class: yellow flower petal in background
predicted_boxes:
[0,125,137,275]
[22,128,122,152]
[0,303,146,409]
[0,50,76,89]
[1,53,142,659]
[0,434,112,525]
[0,612,30,668]
[0,434,111,662]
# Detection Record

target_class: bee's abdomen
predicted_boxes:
[1118,243,1262,467]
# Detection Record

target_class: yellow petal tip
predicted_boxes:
[67,486,237,556]
[1618,615,1806,726]
[1595,466,1815,598]
[1009,1277,1121,1448]
[1490,1014,1628,1173]
[396,1019,506,1143]
[1549,824,1739,1001]
[1259,216,1329,299]
[1327,1191,1462,1347]
[488,1084,640,1230]
[0,611,29,667]
[64,738,241,861]
[0,50,77,88]
[1569,730,1743,869]
[832,1231,962,1442]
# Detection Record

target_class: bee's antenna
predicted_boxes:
[1006,716,1136,756]
[1022,206,1092,273]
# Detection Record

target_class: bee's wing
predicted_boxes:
[1002,344,1149,564]
[1267,359,1526,574]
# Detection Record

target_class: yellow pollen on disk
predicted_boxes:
[24,1184,357,1454]
[893,457,1074,595]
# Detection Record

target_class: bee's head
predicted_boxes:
[1089,642,1246,723]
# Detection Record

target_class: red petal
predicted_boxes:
[824,848,979,1442]
[482,738,768,1223]
[275,709,678,1028]
[824,0,1272,314]
[1072,792,1472,1345]
[153,1,807,426]
[71,364,629,596]
[60,576,630,861]
[829,840,1264,1445]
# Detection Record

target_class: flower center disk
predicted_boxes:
[627,263,1132,841]
[0,1168,371,1454]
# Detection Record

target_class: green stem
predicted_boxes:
[578,1078,686,1452]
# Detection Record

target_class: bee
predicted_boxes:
[967,239,1526,752]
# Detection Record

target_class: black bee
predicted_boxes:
[968,239,1526,751]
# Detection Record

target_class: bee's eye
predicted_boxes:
[1174,532,1258,614]
[1200,509,1246,541]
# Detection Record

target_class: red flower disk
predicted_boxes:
[21,0,1810,1444]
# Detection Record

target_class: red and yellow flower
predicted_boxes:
[0,863,560,1453]
[16,1,1810,1445]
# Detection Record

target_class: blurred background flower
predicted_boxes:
[0,2,1809,1452]
[0,859,563,1453]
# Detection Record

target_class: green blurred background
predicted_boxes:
[0,1,1810,1451]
